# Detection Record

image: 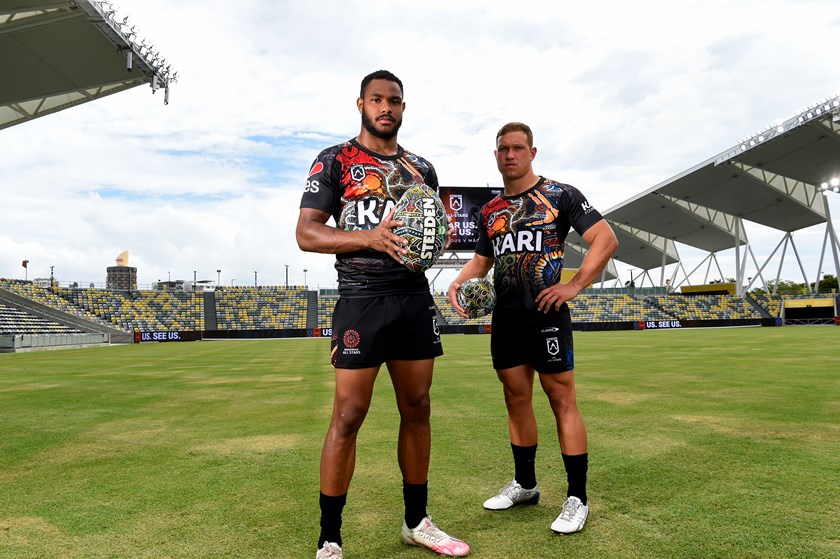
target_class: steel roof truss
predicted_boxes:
[728,161,825,218]
[655,193,745,241]
[609,221,679,260]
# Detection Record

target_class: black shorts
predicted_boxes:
[490,303,574,374]
[331,293,443,369]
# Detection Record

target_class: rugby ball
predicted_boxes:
[392,184,447,272]
[456,277,496,318]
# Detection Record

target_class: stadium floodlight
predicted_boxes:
[78,0,177,104]
[821,179,840,194]
[715,92,840,166]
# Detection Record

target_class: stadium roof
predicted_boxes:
[571,96,840,272]
[0,0,175,130]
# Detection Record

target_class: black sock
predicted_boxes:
[403,481,428,529]
[318,492,347,549]
[512,443,538,490]
[562,453,588,505]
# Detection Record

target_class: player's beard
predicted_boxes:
[361,112,402,140]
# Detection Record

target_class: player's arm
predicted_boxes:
[535,219,618,312]
[296,207,408,263]
[447,254,494,318]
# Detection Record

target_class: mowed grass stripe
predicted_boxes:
[1,328,838,558]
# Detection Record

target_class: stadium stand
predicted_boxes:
[645,294,763,321]
[0,302,82,334]
[433,291,681,325]
[1,280,118,330]
[568,293,671,322]
[66,289,204,332]
[0,278,819,345]
[750,293,783,318]
[318,294,339,329]
[215,286,307,330]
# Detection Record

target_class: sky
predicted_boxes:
[2,0,839,292]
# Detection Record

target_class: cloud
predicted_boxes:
[1,0,838,290]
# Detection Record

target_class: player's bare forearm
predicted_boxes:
[568,221,619,290]
[536,220,618,312]
[296,207,407,262]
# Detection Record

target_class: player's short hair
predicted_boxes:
[496,122,533,148]
[360,70,404,99]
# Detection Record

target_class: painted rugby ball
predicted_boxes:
[456,277,496,318]
[393,184,447,272]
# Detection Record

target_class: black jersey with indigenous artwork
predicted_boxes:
[475,177,603,312]
[300,139,439,298]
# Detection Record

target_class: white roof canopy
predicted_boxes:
[0,0,175,130]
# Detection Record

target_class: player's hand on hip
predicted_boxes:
[535,282,577,313]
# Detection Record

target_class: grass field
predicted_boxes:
[1,327,838,559]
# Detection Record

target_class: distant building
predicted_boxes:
[107,250,137,291]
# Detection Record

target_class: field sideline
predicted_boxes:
[1,327,838,558]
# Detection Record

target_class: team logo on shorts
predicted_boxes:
[351,165,366,182]
[432,317,440,337]
[546,337,560,356]
[343,329,360,349]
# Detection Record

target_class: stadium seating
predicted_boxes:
[215,286,307,330]
[66,288,204,332]
[568,293,672,322]
[318,295,339,329]
[750,293,782,317]
[0,302,82,334]
[0,278,783,336]
[1,281,118,330]
[645,294,762,320]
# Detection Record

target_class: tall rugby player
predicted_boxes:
[297,70,470,559]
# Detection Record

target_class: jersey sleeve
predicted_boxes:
[424,163,440,189]
[474,207,493,258]
[560,185,604,237]
[300,148,341,218]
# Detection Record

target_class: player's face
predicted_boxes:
[495,131,536,181]
[359,79,404,140]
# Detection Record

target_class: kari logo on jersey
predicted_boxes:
[352,198,397,227]
[492,230,544,256]
[581,200,594,214]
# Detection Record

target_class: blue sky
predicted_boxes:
[1,0,839,290]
